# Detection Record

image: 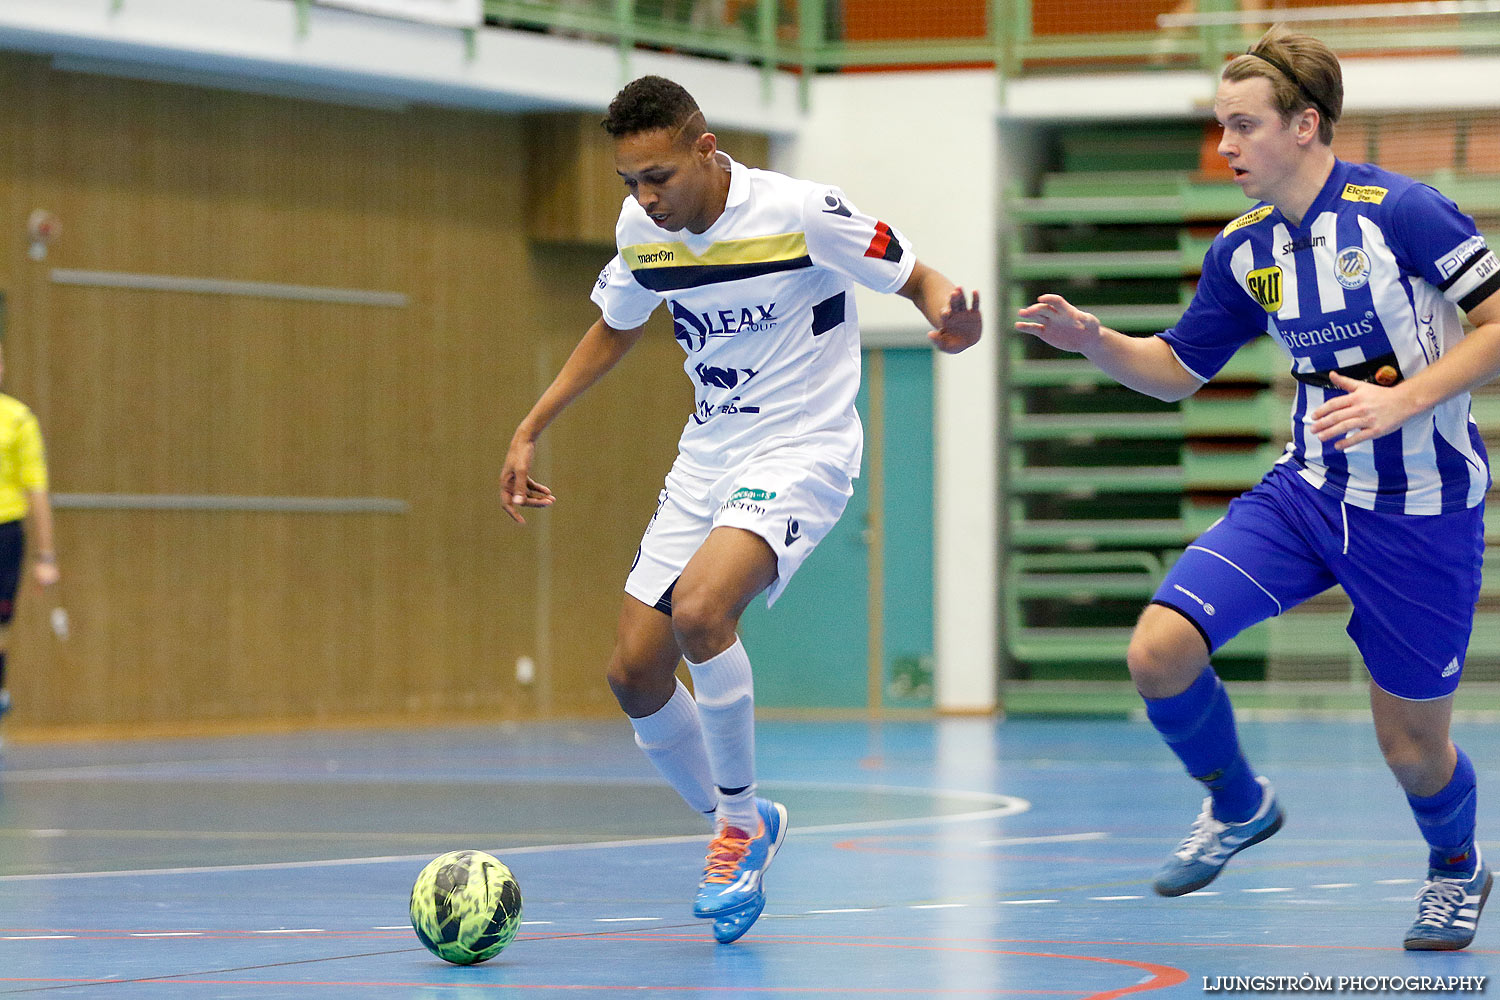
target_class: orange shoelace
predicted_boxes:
[701,824,759,884]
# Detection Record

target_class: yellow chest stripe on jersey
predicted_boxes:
[623,232,809,270]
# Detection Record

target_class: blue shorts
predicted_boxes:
[1151,462,1484,701]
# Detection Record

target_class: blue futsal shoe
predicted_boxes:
[1153,776,1284,897]
[1405,854,1492,951]
[693,797,787,930]
[712,893,767,944]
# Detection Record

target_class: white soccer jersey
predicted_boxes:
[591,152,916,479]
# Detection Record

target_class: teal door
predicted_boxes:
[739,348,934,711]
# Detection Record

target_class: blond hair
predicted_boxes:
[1223,24,1344,145]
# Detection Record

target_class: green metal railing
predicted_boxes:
[480,0,1500,77]
[289,0,1500,98]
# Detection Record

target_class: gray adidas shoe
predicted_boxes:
[1405,854,1491,951]
[1154,776,1284,897]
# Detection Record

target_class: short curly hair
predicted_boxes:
[601,76,703,141]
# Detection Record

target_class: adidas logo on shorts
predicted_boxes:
[1442,658,1461,678]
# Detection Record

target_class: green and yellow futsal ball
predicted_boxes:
[409,850,523,965]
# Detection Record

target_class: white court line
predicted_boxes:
[1090,895,1143,901]
[0,785,1029,882]
[807,908,871,914]
[1377,878,1419,885]
[909,903,966,910]
[1001,899,1058,905]
[252,928,323,934]
[594,917,660,923]
[3,935,76,940]
[1243,887,1293,893]
[130,932,202,938]
[1312,883,1356,889]
[979,832,1108,847]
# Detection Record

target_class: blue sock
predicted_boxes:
[1143,666,1262,823]
[1407,747,1477,876]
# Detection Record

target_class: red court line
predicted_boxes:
[715,932,1500,955]
[609,932,1187,1000]
[0,981,1082,994]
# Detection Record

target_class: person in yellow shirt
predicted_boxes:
[0,343,59,745]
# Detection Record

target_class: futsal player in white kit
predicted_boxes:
[501,75,981,943]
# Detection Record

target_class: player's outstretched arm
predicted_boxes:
[1015,293,1202,402]
[502,318,647,524]
[898,262,981,354]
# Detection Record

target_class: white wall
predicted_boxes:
[779,71,1001,713]
[0,0,803,130]
[1001,56,1500,121]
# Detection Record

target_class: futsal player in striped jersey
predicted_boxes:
[1017,25,1500,950]
[502,76,980,943]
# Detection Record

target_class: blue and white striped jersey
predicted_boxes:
[1160,159,1500,514]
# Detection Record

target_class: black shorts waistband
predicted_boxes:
[1290,351,1403,391]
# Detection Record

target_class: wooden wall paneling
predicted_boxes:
[0,55,759,731]
[523,111,772,245]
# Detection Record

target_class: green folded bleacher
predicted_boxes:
[1004,122,1278,680]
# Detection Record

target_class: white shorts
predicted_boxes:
[624,454,855,612]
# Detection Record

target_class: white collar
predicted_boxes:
[720,151,749,210]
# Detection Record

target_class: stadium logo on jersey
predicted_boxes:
[694,363,758,390]
[864,222,904,263]
[1223,205,1273,236]
[1334,247,1372,290]
[822,194,852,218]
[1341,183,1389,204]
[1438,235,1487,279]
[1245,266,1283,312]
[1282,235,1326,255]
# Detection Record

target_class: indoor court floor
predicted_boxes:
[0,712,1496,997]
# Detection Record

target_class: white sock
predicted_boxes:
[686,636,758,833]
[629,679,718,824]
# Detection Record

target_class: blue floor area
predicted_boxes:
[0,716,1496,996]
